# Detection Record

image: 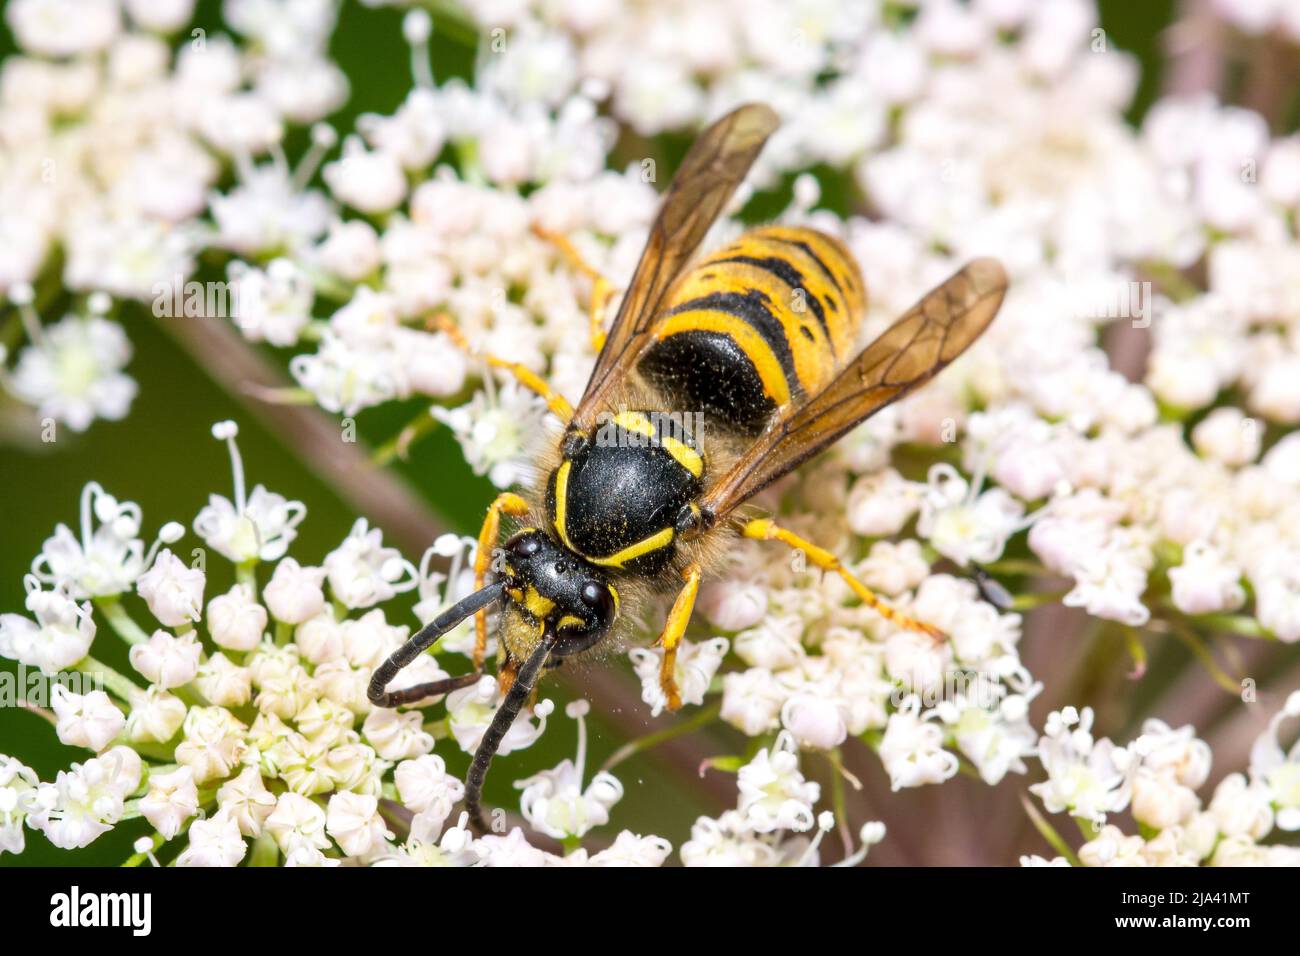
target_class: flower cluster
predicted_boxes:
[1023,695,1300,866]
[0,0,344,430]
[0,423,879,865]
[5,0,1300,866]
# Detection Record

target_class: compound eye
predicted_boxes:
[509,534,542,558]
[580,581,613,619]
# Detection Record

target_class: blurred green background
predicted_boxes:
[0,0,1175,865]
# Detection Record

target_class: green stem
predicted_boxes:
[236,561,259,599]
[1019,794,1081,867]
[94,597,151,646]
[79,656,141,702]
[599,700,722,773]
[248,831,280,866]
[373,410,441,466]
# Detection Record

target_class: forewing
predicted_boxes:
[699,258,1009,519]
[572,103,780,428]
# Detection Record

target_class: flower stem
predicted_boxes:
[95,597,151,646]
[79,656,141,702]
[599,700,722,773]
[1019,793,1081,867]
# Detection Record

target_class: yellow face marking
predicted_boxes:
[655,311,791,406]
[557,615,585,631]
[586,526,675,569]
[611,410,704,478]
[523,586,555,619]
[553,460,576,551]
[608,584,620,614]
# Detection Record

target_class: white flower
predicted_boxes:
[697,576,768,632]
[720,668,785,737]
[123,0,194,32]
[362,707,434,761]
[206,582,268,651]
[1191,407,1260,466]
[326,791,392,858]
[680,810,777,867]
[9,315,136,431]
[175,810,247,867]
[431,380,549,490]
[1208,773,1274,840]
[516,700,622,840]
[30,483,147,598]
[323,136,409,213]
[174,706,247,784]
[1248,691,1300,831]
[7,0,121,58]
[1168,541,1245,616]
[193,421,306,564]
[878,697,960,790]
[140,766,199,839]
[324,518,418,609]
[228,258,315,347]
[846,468,922,537]
[585,831,673,867]
[1252,566,1300,643]
[917,463,1028,566]
[0,579,95,675]
[215,766,278,838]
[263,558,327,624]
[124,686,187,744]
[266,792,330,855]
[737,732,821,833]
[395,754,465,820]
[0,756,40,855]
[314,219,382,282]
[128,629,202,689]
[28,746,140,850]
[136,549,205,628]
[1061,534,1153,627]
[1031,707,1135,824]
[629,636,728,718]
[781,692,847,751]
[51,685,125,752]
[195,653,253,708]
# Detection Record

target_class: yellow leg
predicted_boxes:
[531,224,616,353]
[655,562,702,712]
[742,518,944,642]
[428,312,574,423]
[473,492,531,670]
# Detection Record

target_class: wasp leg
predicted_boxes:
[530,224,617,353]
[473,492,532,670]
[654,562,703,712]
[428,312,574,423]
[742,518,944,642]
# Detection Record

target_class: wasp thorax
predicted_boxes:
[497,530,617,658]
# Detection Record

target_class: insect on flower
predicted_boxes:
[369,103,1009,831]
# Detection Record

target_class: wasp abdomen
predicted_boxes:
[639,225,865,437]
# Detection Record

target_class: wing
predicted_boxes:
[571,102,781,429]
[699,258,1009,520]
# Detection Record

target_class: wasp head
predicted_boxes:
[496,529,617,659]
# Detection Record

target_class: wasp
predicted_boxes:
[369,103,1008,832]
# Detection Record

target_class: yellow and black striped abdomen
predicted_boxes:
[638,226,865,436]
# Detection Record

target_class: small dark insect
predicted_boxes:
[370,103,1009,832]
[971,563,1015,611]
